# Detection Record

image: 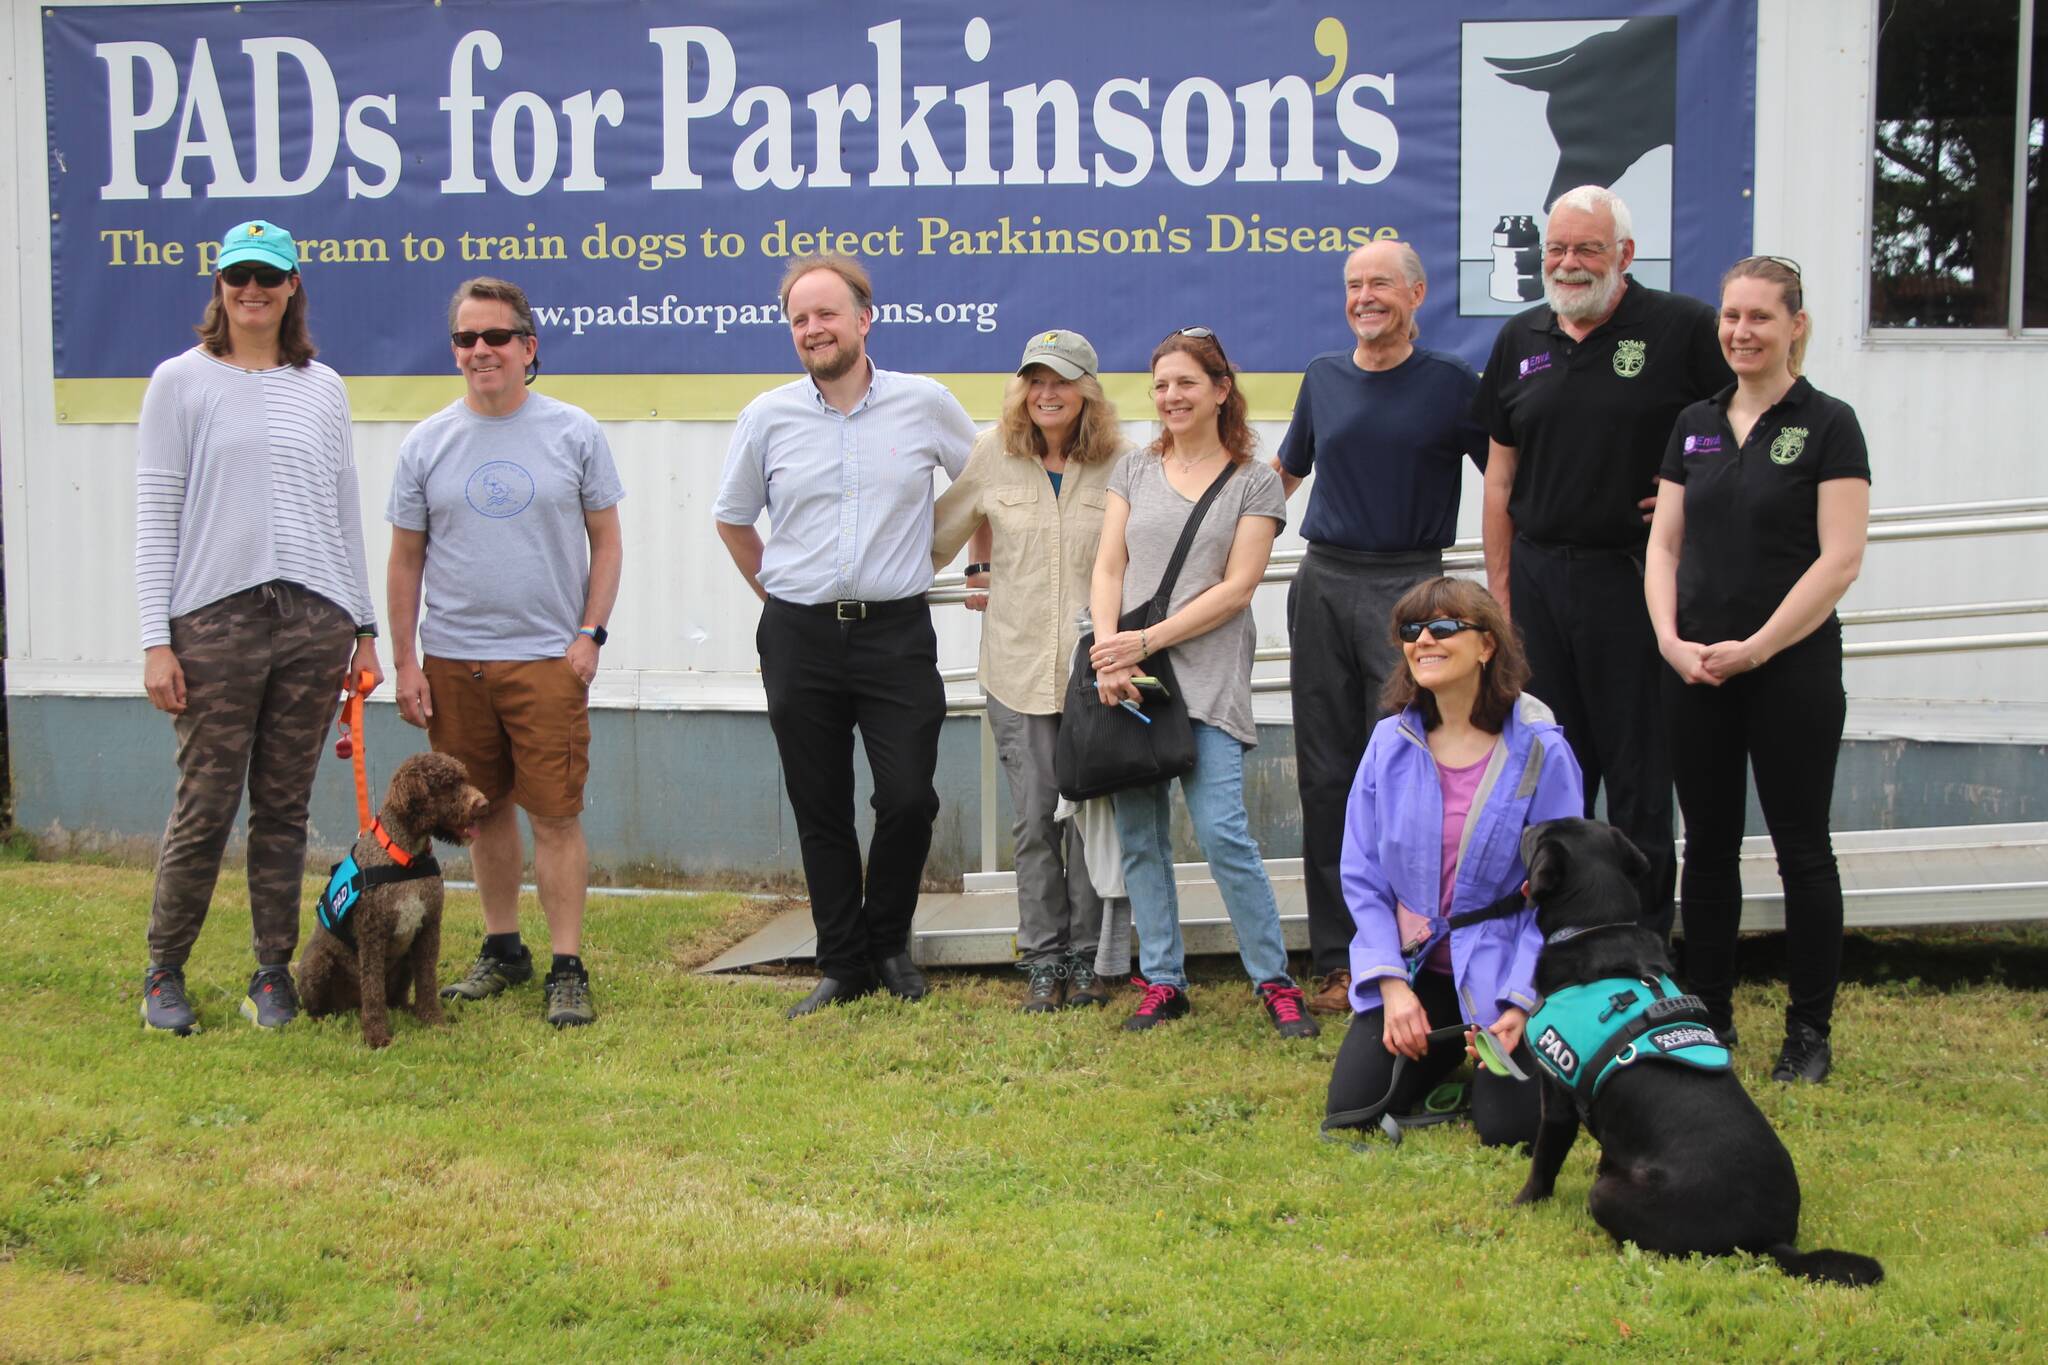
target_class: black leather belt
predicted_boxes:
[770,595,928,622]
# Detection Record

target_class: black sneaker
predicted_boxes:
[441,946,534,1001]
[1771,1021,1831,1083]
[544,970,596,1028]
[240,965,299,1029]
[1122,980,1189,1031]
[1257,979,1321,1039]
[141,964,199,1035]
[1019,961,1065,1014]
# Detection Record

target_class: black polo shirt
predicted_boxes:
[1659,377,1872,644]
[1473,276,1730,548]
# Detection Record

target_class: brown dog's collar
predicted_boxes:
[368,818,417,867]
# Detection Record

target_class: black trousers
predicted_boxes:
[1665,623,1847,1038]
[758,598,945,982]
[1324,969,1540,1147]
[1288,545,1443,977]
[1510,537,1676,936]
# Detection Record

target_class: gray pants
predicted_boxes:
[987,696,1103,965]
[1287,545,1443,977]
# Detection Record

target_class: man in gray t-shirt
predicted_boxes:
[387,277,624,1030]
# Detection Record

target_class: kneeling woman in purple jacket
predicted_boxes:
[1324,578,1585,1145]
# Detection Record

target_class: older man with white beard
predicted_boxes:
[1471,186,1730,940]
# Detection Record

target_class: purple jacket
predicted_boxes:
[1342,693,1585,1025]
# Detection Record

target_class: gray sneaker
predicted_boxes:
[544,970,596,1028]
[440,947,534,1001]
[239,965,299,1028]
[141,964,199,1035]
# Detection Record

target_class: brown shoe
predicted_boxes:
[1064,954,1111,1009]
[1308,970,1353,1015]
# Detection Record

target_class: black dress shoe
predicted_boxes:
[875,953,929,1001]
[786,976,875,1019]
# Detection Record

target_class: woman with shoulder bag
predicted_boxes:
[1086,328,1314,1038]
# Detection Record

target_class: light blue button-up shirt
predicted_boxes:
[714,362,976,605]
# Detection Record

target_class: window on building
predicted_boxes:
[1871,0,2044,331]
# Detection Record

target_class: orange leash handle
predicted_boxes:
[337,670,376,834]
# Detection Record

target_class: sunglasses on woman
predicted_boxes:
[451,328,534,348]
[219,265,291,288]
[1171,325,1233,371]
[1398,618,1484,643]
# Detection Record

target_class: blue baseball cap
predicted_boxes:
[216,220,299,273]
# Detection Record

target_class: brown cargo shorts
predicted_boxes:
[422,655,591,817]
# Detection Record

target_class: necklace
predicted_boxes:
[1171,449,1220,474]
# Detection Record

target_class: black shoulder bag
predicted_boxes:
[1054,460,1241,801]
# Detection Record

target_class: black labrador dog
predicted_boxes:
[1512,818,1882,1286]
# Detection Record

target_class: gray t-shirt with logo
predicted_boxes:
[388,393,625,661]
[1108,451,1286,746]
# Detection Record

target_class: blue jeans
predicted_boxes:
[1112,721,1293,990]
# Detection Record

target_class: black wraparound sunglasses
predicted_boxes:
[451,328,533,348]
[1398,618,1485,643]
[219,265,291,288]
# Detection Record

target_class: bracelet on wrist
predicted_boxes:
[964,561,991,577]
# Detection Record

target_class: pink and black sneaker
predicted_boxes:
[1122,980,1189,1032]
[1257,979,1320,1039]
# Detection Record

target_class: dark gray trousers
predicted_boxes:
[986,696,1102,965]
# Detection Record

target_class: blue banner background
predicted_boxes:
[44,0,1755,385]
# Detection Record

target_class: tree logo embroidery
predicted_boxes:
[1769,427,1809,465]
[1612,338,1647,378]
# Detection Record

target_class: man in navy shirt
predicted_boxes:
[1472,186,1731,938]
[1275,240,1488,1013]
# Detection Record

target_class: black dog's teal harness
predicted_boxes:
[1527,973,1730,1117]
[316,846,440,951]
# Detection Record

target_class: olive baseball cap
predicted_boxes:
[1017,329,1098,380]
[216,220,299,273]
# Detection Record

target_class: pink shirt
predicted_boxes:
[1427,752,1491,973]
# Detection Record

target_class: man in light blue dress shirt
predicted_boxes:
[714,256,977,1018]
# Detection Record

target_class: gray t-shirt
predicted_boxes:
[1108,451,1286,746]
[388,393,625,661]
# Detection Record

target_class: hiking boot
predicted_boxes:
[1309,969,1353,1016]
[1064,954,1110,1009]
[240,965,299,1029]
[141,964,199,1035]
[1019,961,1066,1014]
[1770,1021,1831,1083]
[1257,979,1321,1039]
[544,969,596,1028]
[440,946,534,1001]
[1122,980,1189,1032]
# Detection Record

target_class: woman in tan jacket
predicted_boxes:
[934,330,1131,1012]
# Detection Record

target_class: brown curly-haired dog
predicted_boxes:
[296,752,489,1048]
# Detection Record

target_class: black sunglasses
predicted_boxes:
[219,265,291,288]
[451,328,533,349]
[1398,618,1485,643]
[1170,325,1233,370]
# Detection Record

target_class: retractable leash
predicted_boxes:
[1320,1023,1474,1148]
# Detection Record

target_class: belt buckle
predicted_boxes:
[835,600,866,622]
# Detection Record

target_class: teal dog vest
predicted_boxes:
[316,849,441,950]
[1527,974,1730,1113]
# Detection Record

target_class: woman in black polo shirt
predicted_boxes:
[1644,255,1871,1084]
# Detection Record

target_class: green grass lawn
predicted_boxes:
[0,856,2042,1362]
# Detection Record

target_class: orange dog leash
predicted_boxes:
[334,670,415,868]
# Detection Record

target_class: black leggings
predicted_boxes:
[1324,969,1540,1147]
[1666,624,1847,1037]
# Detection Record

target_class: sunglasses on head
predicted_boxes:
[219,265,290,288]
[451,328,533,348]
[1170,325,1233,370]
[1736,254,1802,277]
[1398,618,1484,643]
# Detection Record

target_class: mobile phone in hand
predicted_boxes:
[1131,674,1172,701]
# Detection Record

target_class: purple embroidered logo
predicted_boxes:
[1518,353,1553,379]
[1682,434,1722,455]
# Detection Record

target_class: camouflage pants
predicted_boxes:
[147,583,354,968]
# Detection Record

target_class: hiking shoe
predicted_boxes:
[1257,979,1321,1039]
[1019,961,1066,1014]
[441,947,534,1001]
[141,964,199,1035]
[1064,955,1110,1009]
[544,970,596,1028]
[1771,1021,1831,1083]
[1309,970,1353,1016]
[239,965,299,1028]
[1122,980,1189,1032]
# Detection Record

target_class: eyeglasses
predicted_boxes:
[451,328,533,348]
[1398,618,1485,643]
[219,265,290,288]
[1170,325,1234,370]
[1734,254,1802,277]
[1542,240,1614,263]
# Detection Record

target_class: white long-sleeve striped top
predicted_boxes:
[134,348,377,649]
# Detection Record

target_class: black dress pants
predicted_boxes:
[1324,969,1540,1147]
[1510,537,1677,937]
[758,598,945,982]
[1288,546,1443,978]
[1665,623,1847,1038]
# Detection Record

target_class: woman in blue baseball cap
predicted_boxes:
[134,218,383,1037]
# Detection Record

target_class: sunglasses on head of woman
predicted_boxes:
[1170,325,1233,371]
[219,264,291,289]
[1398,618,1484,643]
